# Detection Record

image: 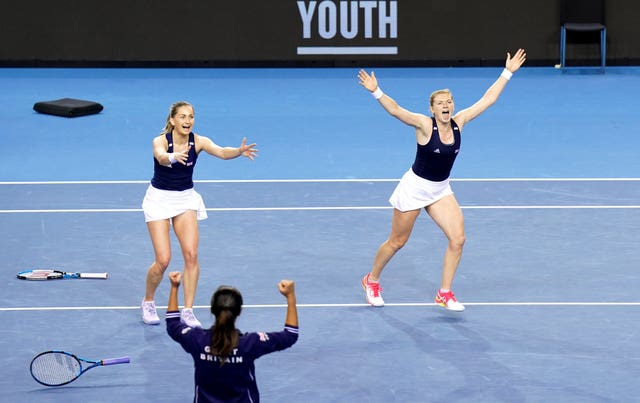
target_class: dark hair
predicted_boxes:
[210,286,243,365]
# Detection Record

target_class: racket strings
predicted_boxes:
[31,353,81,386]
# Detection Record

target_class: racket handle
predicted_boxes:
[79,273,109,279]
[102,357,130,365]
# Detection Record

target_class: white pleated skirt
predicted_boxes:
[142,185,208,222]
[389,169,453,212]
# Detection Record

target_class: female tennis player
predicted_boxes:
[358,49,527,310]
[141,101,258,327]
[166,271,299,402]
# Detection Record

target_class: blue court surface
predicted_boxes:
[1,67,639,402]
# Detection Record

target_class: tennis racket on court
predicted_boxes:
[30,351,130,387]
[17,269,108,280]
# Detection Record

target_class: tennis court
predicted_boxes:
[1,66,639,402]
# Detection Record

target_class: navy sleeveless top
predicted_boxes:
[151,132,197,191]
[411,117,461,181]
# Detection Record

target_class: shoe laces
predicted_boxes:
[143,301,157,315]
[439,290,457,302]
[182,309,193,318]
[368,281,382,297]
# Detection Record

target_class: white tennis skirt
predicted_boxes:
[142,185,208,222]
[389,169,453,212]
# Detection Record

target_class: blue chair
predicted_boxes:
[560,0,606,68]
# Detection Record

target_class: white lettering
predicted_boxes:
[297,1,397,40]
[200,347,242,363]
[359,1,376,38]
[318,1,337,39]
[199,353,245,364]
[340,1,358,39]
[378,1,397,38]
[298,1,317,39]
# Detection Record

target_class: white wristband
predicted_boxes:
[500,68,513,80]
[168,153,177,164]
[371,87,384,99]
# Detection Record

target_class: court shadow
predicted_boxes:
[378,308,614,402]
[431,311,466,323]
[378,308,527,402]
[142,323,165,342]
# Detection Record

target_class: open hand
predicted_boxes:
[358,69,379,92]
[173,147,191,165]
[239,137,258,160]
[505,48,527,73]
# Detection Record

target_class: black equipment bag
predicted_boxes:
[33,98,103,117]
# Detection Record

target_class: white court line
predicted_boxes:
[2,301,640,311]
[2,178,639,213]
[1,205,640,214]
[0,177,639,185]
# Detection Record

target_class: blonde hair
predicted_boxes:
[429,89,453,106]
[161,101,194,134]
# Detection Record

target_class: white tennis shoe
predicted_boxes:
[362,273,384,307]
[435,290,465,312]
[141,300,160,325]
[180,308,202,328]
